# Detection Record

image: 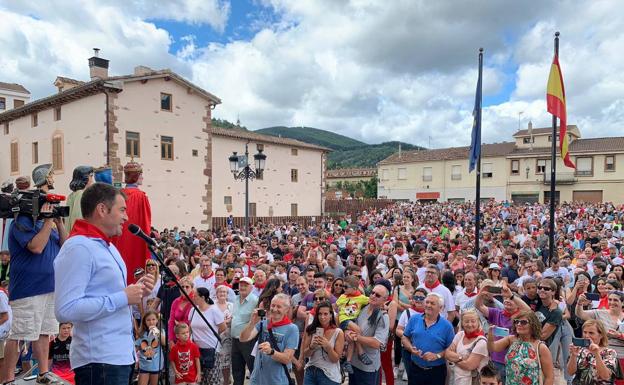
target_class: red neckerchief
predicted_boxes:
[345,290,363,298]
[411,305,424,313]
[425,280,441,290]
[268,316,292,330]
[254,282,266,290]
[201,272,215,280]
[215,282,231,289]
[70,219,112,245]
[502,309,519,319]
[464,330,485,339]
[598,295,609,310]
[464,288,478,298]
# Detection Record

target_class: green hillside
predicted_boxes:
[256,126,366,150]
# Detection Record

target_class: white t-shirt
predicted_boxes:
[189,306,225,351]
[0,291,11,340]
[418,283,455,318]
[397,308,420,329]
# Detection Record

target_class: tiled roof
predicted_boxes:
[326,168,377,178]
[569,137,624,152]
[211,127,331,152]
[513,125,580,137]
[378,142,515,165]
[54,76,85,86]
[0,81,30,94]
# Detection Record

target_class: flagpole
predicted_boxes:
[475,47,483,260]
[548,32,559,263]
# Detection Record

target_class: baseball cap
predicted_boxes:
[239,277,253,285]
[488,263,501,270]
[466,255,477,261]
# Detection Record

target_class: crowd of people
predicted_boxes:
[1,162,624,385]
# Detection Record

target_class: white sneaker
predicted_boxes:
[402,371,408,381]
[393,367,399,378]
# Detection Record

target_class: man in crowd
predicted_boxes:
[231,277,258,385]
[419,264,455,321]
[4,164,67,385]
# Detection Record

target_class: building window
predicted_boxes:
[3,123,8,135]
[523,137,534,144]
[482,163,493,178]
[451,165,461,180]
[126,131,140,157]
[291,148,298,156]
[161,136,174,160]
[52,135,63,171]
[14,99,24,108]
[54,106,62,121]
[291,169,298,182]
[32,142,39,164]
[249,202,257,217]
[548,134,560,142]
[10,141,18,173]
[398,168,407,180]
[575,157,593,176]
[605,155,615,172]
[0,97,5,110]
[160,93,172,111]
[32,113,38,127]
[224,196,232,205]
[291,203,298,216]
[536,159,547,174]
[423,167,432,182]
[511,160,520,175]
[381,169,389,181]
[192,149,198,157]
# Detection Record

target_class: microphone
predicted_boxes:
[128,224,157,247]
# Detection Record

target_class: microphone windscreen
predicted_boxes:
[128,224,141,235]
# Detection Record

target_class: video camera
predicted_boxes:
[0,189,69,220]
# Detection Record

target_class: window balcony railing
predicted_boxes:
[543,172,577,185]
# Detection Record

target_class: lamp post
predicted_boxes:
[228,142,266,237]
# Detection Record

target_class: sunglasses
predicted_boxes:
[538,286,553,292]
[371,291,385,298]
[412,296,426,301]
[314,297,326,301]
[334,284,343,287]
[513,319,530,326]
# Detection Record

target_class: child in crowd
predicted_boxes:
[0,280,11,372]
[169,323,201,385]
[135,311,165,385]
[335,276,370,373]
[49,323,74,384]
[479,363,502,385]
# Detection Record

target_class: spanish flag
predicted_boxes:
[547,54,575,169]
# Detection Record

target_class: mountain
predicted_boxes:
[255,126,425,169]
[256,126,366,150]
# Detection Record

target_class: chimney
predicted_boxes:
[528,120,533,150]
[88,48,109,80]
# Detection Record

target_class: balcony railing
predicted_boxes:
[543,172,577,185]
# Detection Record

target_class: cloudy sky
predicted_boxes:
[1,0,622,148]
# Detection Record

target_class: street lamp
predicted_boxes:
[229,142,266,236]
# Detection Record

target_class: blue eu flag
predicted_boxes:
[468,61,482,173]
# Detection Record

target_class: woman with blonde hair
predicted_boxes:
[445,309,489,385]
[567,319,617,385]
[488,310,554,385]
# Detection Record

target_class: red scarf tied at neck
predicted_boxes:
[254,282,266,290]
[70,219,112,245]
[502,309,519,319]
[425,280,441,290]
[464,288,478,298]
[268,316,292,330]
[464,330,485,339]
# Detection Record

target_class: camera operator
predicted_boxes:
[2,164,68,385]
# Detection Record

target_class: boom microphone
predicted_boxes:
[128,224,157,247]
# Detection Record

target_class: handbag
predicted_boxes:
[267,327,296,385]
[199,347,216,370]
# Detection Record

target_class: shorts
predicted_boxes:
[139,369,160,374]
[340,320,353,331]
[9,292,59,341]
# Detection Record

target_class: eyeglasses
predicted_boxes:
[314,297,326,301]
[412,296,426,301]
[425,271,437,275]
[371,291,385,298]
[513,319,530,326]
[334,284,343,287]
[538,286,553,292]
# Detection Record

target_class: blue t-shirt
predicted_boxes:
[8,215,59,301]
[250,321,299,385]
[403,313,454,368]
[135,331,164,372]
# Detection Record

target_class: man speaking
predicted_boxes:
[54,183,153,385]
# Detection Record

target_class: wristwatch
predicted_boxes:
[268,348,275,356]
[435,353,442,359]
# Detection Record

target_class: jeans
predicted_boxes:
[348,367,379,385]
[406,362,445,385]
[74,363,133,385]
[304,366,340,385]
[231,337,256,385]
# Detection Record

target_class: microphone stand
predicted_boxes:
[143,242,221,385]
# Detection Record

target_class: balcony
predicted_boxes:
[543,172,577,185]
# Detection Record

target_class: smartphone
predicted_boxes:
[487,286,502,294]
[585,293,600,301]
[316,327,324,337]
[572,337,590,347]
[493,327,510,337]
[257,309,266,318]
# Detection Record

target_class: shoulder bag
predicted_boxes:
[266,325,296,385]
[190,309,222,370]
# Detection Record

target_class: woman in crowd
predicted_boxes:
[445,310,489,385]
[568,272,593,337]
[215,285,233,385]
[394,287,427,381]
[365,269,384,296]
[595,278,611,310]
[567,319,617,385]
[487,264,504,288]
[145,259,161,305]
[257,277,282,310]
[487,310,554,385]
[168,276,195,343]
[576,290,624,380]
[189,287,226,385]
[331,278,345,298]
[384,256,401,280]
[301,300,345,385]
